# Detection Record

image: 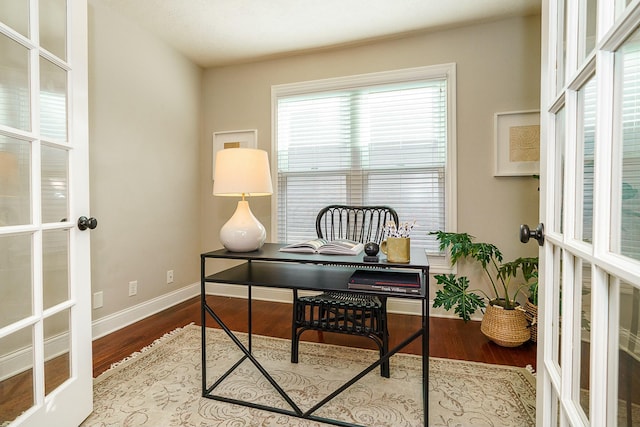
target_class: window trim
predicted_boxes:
[270,64,457,272]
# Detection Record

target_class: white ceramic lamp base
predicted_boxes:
[219,200,266,252]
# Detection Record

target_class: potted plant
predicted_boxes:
[430,231,538,347]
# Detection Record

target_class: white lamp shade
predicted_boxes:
[213,148,273,196]
[212,148,272,252]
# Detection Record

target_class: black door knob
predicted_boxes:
[77,216,98,230]
[520,223,544,246]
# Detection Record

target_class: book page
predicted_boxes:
[318,240,363,255]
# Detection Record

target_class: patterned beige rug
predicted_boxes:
[81,324,536,427]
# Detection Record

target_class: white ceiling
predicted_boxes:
[100,0,542,68]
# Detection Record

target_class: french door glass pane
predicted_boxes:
[555,107,566,233]
[554,246,564,368]
[41,144,68,223]
[580,76,596,243]
[616,0,634,21]
[552,387,562,426]
[617,281,640,426]
[0,1,29,37]
[43,308,70,396]
[39,57,67,142]
[0,135,31,226]
[39,0,67,60]
[0,34,30,131]
[0,326,34,424]
[43,229,69,310]
[582,0,597,59]
[575,259,592,419]
[615,31,640,261]
[557,0,567,92]
[0,233,32,328]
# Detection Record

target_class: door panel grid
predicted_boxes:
[542,0,640,425]
[0,1,92,426]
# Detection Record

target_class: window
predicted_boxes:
[272,64,456,266]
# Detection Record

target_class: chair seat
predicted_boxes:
[296,292,383,334]
[298,291,382,308]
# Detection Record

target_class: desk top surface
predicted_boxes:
[202,243,429,270]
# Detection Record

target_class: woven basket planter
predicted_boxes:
[523,300,538,343]
[480,303,531,347]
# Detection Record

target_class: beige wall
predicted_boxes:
[201,15,542,309]
[86,7,541,323]
[88,0,202,320]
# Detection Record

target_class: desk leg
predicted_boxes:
[422,297,429,427]
[202,294,304,416]
[201,295,425,427]
[200,256,207,396]
[248,285,252,353]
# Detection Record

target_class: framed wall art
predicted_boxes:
[212,129,258,180]
[494,110,540,176]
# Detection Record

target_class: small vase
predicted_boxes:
[480,303,530,347]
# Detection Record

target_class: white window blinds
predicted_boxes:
[275,74,450,254]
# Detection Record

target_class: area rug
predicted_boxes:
[81,324,536,427]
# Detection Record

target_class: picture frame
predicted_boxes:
[494,110,540,176]
[212,129,258,180]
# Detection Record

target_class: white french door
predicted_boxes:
[540,0,640,426]
[0,1,93,426]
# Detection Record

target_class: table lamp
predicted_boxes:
[213,148,273,252]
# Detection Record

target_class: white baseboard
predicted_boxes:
[91,282,431,342]
[1,285,203,382]
[91,283,201,340]
[91,282,479,341]
[0,332,69,382]
[1,283,473,381]
[429,305,484,321]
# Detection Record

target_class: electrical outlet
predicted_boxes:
[93,291,103,309]
[128,280,137,296]
[167,270,174,284]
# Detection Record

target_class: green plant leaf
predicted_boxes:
[430,231,540,315]
[429,231,475,265]
[499,257,538,281]
[432,273,486,322]
[470,242,503,268]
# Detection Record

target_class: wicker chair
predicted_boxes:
[291,205,399,377]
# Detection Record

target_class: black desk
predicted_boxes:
[200,243,430,427]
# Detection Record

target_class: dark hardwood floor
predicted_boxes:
[1,295,537,422]
[92,295,537,377]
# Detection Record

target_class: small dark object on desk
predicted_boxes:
[364,242,380,262]
[364,242,379,256]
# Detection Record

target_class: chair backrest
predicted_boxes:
[316,205,399,245]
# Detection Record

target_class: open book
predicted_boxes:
[280,238,364,255]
